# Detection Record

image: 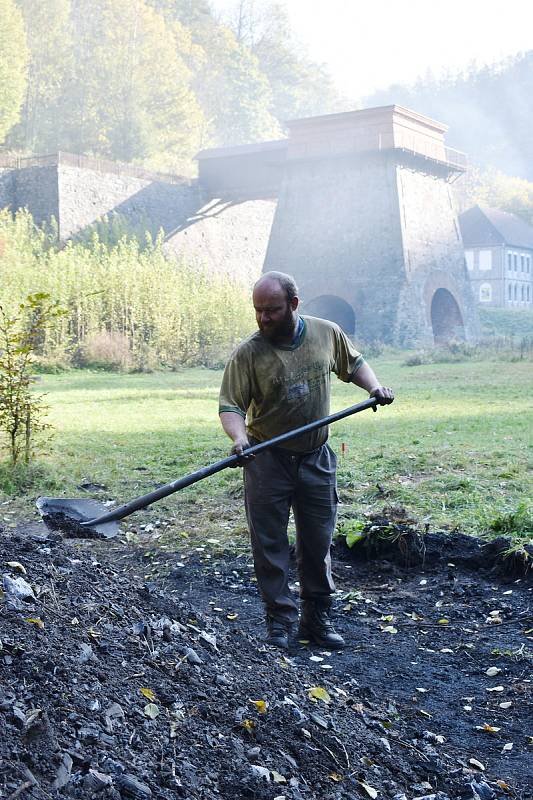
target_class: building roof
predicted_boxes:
[459,205,533,249]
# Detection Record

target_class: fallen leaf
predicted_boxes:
[499,702,512,709]
[143,703,159,719]
[241,719,255,731]
[502,743,513,751]
[271,770,286,783]
[469,758,485,771]
[25,617,45,629]
[486,667,502,677]
[476,724,500,733]
[226,613,238,620]
[438,618,449,625]
[486,686,505,692]
[329,772,343,782]
[308,686,331,704]
[7,561,26,574]
[380,625,398,634]
[496,780,512,792]
[140,688,156,701]
[249,699,268,714]
[358,780,378,798]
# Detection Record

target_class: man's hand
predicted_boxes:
[370,386,394,406]
[219,411,254,467]
[230,435,254,467]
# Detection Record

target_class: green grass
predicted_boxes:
[1,355,532,546]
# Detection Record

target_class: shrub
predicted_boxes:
[74,331,132,371]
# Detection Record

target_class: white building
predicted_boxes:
[459,205,533,308]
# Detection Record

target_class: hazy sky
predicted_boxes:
[212,0,533,100]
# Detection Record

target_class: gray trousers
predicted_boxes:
[243,443,337,625]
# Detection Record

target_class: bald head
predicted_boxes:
[253,271,299,342]
[254,271,298,302]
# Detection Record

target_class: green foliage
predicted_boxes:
[0,0,29,143]
[457,167,533,226]
[61,0,204,167]
[0,209,254,370]
[485,503,533,546]
[3,0,338,161]
[0,293,64,464]
[478,307,533,337]
[9,0,72,152]
[337,518,365,548]
[402,334,533,367]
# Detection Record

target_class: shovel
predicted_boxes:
[36,396,378,538]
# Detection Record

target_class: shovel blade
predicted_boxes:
[36,497,119,539]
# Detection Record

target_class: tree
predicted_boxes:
[0,293,64,465]
[225,1,340,123]
[0,0,28,144]
[62,0,204,167]
[9,0,72,153]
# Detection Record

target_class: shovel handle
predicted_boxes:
[82,396,378,528]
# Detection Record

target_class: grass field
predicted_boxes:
[1,355,532,546]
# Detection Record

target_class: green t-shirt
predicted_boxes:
[219,315,364,452]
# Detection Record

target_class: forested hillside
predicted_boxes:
[365,51,533,182]
[0,0,339,173]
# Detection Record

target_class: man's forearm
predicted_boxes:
[351,362,381,394]
[220,411,247,443]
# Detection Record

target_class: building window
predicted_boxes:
[465,250,474,271]
[514,284,518,300]
[521,254,525,271]
[479,250,492,270]
[527,255,531,273]
[521,285,525,301]
[508,284,512,301]
[507,252,513,271]
[514,253,518,270]
[479,283,492,302]
[528,285,531,302]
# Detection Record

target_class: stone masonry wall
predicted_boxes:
[13,166,60,229]
[57,164,200,240]
[265,152,406,343]
[395,167,479,346]
[0,168,15,213]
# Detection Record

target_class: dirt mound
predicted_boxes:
[0,523,531,800]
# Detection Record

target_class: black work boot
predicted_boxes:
[265,616,291,650]
[298,597,345,650]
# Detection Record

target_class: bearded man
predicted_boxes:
[219,271,394,650]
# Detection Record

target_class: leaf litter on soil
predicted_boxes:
[0,518,531,800]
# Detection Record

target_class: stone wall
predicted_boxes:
[57,164,200,240]
[395,166,479,345]
[0,168,15,213]
[13,166,60,229]
[265,152,406,343]
[164,197,276,284]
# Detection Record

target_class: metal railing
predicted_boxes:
[0,151,188,184]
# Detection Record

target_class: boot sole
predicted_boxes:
[297,629,345,650]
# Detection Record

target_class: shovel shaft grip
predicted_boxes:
[82,396,377,527]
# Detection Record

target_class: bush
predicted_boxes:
[74,331,132,371]
[0,210,255,371]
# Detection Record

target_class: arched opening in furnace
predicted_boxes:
[431,288,465,344]
[303,295,356,335]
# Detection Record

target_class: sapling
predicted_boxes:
[0,293,64,465]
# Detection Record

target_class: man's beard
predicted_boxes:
[258,307,297,342]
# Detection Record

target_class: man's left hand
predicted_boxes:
[370,386,394,406]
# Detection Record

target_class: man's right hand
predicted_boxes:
[230,436,254,467]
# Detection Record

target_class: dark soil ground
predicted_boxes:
[0,514,531,800]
